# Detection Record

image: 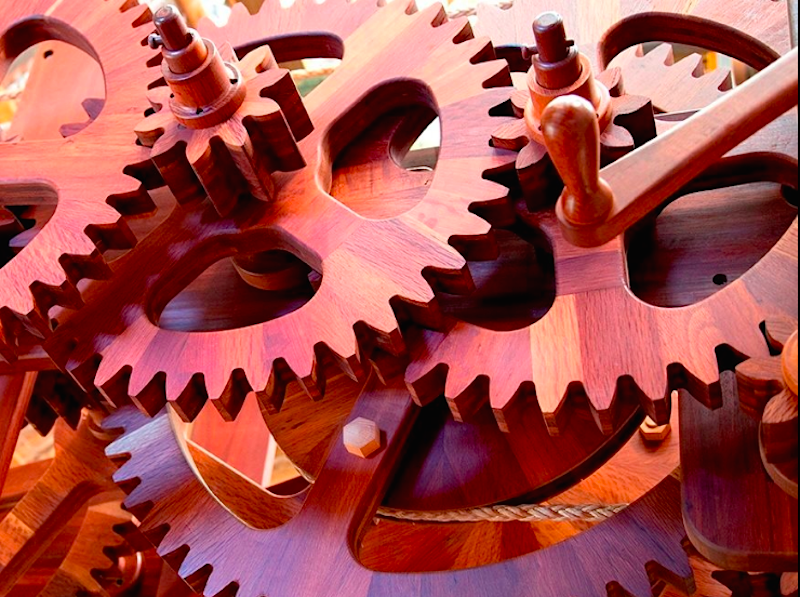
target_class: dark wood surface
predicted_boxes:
[105,378,694,597]
[681,373,799,573]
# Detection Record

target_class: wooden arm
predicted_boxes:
[546,47,799,248]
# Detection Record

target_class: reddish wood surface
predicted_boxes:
[681,374,799,573]
[554,49,799,248]
[138,9,312,217]
[0,0,154,360]
[3,40,104,142]
[105,378,694,597]
[0,414,119,594]
[46,1,517,427]
[0,373,35,495]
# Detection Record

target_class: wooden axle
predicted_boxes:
[524,12,612,144]
[150,5,245,129]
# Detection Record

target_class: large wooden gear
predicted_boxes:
[0,0,797,595]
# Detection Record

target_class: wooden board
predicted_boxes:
[681,373,799,573]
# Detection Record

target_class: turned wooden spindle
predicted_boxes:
[149,5,245,128]
[524,12,612,143]
[542,96,615,227]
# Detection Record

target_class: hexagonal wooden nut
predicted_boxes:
[343,417,383,458]
[639,417,671,443]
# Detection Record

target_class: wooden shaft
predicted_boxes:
[532,12,581,90]
[543,96,614,226]
[557,47,799,247]
[0,373,36,495]
[154,5,192,53]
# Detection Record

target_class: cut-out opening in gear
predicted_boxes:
[0,19,107,141]
[598,12,783,115]
[0,184,58,268]
[163,409,308,531]
[436,225,556,332]
[283,57,343,97]
[153,244,321,333]
[628,177,798,308]
[326,79,441,220]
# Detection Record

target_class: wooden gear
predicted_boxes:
[0,0,797,595]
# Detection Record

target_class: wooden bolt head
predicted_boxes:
[343,418,383,458]
[639,417,671,443]
[782,330,798,396]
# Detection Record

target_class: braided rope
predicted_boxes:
[377,503,628,523]
[296,461,627,523]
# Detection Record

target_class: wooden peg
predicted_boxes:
[640,416,672,443]
[530,12,581,90]
[542,96,616,227]
[343,417,383,459]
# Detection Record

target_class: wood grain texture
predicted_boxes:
[556,49,799,248]
[475,0,793,70]
[0,414,119,594]
[45,1,517,427]
[0,0,154,360]
[681,374,799,573]
[0,373,36,495]
[105,378,694,597]
[2,40,104,142]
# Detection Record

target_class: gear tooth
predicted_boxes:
[407,360,448,407]
[582,379,620,435]
[156,531,190,564]
[446,374,489,423]
[130,372,168,417]
[676,53,705,77]
[111,456,143,487]
[650,43,676,66]
[703,67,734,92]
[204,568,237,597]
[492,118,531,151]
[178,555,213,588]
[168,374,208,423]
[210,369,252,422]
[634,375,671,426]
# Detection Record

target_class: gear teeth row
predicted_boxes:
[105,406,696,597]
[0,0,156,361]
[44,0,518,427]
[608,44,733,113]
[403,266,775,435]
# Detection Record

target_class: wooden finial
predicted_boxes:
[542,95,615,227]
[523,12,611,145]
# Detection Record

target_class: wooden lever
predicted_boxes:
[542,96,614,226]
[546,47,799,247]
